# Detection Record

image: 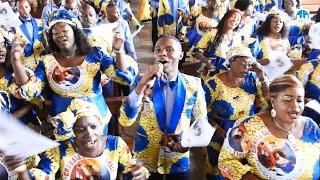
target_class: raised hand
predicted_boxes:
[112,27,124,52]
[11,33,26,61]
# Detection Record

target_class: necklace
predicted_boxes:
[273,118,295,137]
[61,55,72,60]
[60,52,75,60]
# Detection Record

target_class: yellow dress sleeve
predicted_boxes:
[29,147,60,180]
[218,123,253,180]
[259,38,270,60]
[295,61,314,86]
[195,29,217,53]
[117,137,150,178]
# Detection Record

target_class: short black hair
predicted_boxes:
[107,1,118,8]
[156,35,182,51]
[234,0,254,11]
[47,24,91,55]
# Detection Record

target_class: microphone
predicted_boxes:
[146,61,167,88]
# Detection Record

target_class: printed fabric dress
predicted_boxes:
[218,115,320,180]
[296,59,320,124]
[202,71,267,178]
[194,29,242,80]
[0,72,39,124]
[10,47,135,140]
[258,36,293,81]
[28,135,149,180]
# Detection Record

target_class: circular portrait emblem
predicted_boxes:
[225,124,251,158]
[254,134,302,178]
[50,64,86,91]
[70,158,110,180]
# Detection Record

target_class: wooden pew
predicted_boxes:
[180,60,201,77]
[301,0,320,14]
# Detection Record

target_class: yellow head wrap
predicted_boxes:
[50,99,105,141]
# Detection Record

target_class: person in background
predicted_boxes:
[17,0,45,70]
[255,0,276,13]
[119,35,213,180]
[234,0,261,58]
[41,0,64,25]
[156,0,190,37]
[218,75,320,180]
[194,9,242,80]
[257,9,294,81]
[98,2,137,60]
[80,3,138,97]
[185,0,220,52]
[295,59,320,125]
[202,46,268,179]
[2,99,149,180]
[149,0,159,48]
[64,0,81,17]
[9,9,135,141]
[307,22,320,60]
[282,0,311,48]
[0,30,38,125]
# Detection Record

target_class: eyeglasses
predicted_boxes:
[236,60,255,68]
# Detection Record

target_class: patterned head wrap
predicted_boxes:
[48,9,82,29]
[226,45,255,62]
[50,99,106,141]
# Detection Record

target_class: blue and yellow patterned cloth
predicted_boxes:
[202,72,267,177]
[47,9,82,29]
[157,0,190,36]
[295,59,320,100]
[254,0,276,13]
[218,115,320,180]
[50,98,107,141]
[186,12,219,49]
[28,99,149,179]
[17,17,45,70]
[194,28,242,79]
[9,46,135,138]
[0,72,38,124]
[119,73,207,174]
[29,135,145,179]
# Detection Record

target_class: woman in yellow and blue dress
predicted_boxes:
[202,46,268,179]
[2,99,149,180]
[185,0,219,51]
[308,22,320,60]
[0,29,39,125]
[257,9,294,81]
[255,0,276,13]
[234,0,261,58]
[295,59,320,124]
[194,9,243,80]
[218,75,320,180]
[9,9,135,139]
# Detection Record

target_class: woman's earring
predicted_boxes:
[271,108,277,118]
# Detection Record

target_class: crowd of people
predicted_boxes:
[0,0,319,179]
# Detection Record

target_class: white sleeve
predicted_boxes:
[127,90,143,108]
